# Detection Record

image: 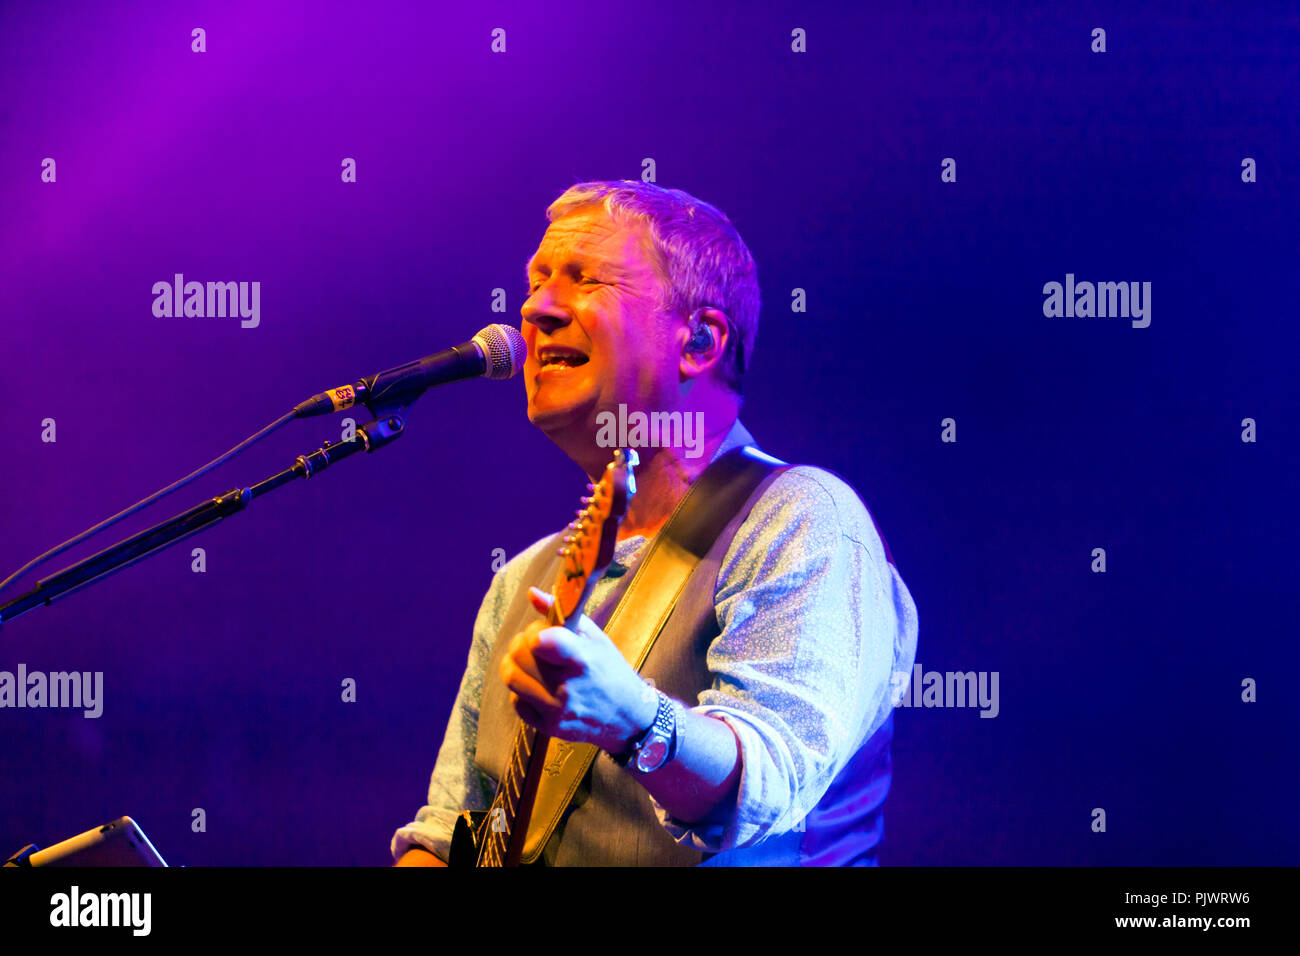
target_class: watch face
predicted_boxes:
[636,737,669,772]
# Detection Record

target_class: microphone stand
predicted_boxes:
[0,406,410,628]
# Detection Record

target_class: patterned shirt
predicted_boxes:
[392,419,919,863]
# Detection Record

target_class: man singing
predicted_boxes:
[393,180,918,866]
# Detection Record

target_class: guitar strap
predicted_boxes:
[514,444,791,863]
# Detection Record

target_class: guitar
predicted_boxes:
[449,448,638,867]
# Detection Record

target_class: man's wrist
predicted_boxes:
[612,685,664,766]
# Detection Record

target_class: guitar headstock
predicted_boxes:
[551,448,639,627]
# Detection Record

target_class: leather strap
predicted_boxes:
[517,444,789,862]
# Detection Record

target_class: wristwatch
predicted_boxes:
[613,690,679,774]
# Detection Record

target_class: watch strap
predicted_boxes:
[613,690,675,770]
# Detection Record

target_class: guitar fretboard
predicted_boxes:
[477,723,539,866]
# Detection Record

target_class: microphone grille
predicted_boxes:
[474,324,527,379]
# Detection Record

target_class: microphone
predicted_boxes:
[293,324,526,418]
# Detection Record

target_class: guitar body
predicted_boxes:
[447,811,481,868]
[448,811,545,868]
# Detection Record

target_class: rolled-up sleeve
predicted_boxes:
[649,467,916,852]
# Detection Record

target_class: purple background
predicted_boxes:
[1,1,1296,865]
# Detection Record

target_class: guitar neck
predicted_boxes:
[477,605,583,868]
[476,723,545,867]
[473,449,636,867]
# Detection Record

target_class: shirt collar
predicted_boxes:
[708,418,755,464]
[606,419,756,562]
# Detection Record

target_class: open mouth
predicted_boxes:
[537,346,590,370]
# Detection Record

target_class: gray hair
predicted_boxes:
[545,180,760,395]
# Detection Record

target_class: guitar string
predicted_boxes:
[482,722,529,866]
[482,727,518,867]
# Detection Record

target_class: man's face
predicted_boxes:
[521,206,678,437]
